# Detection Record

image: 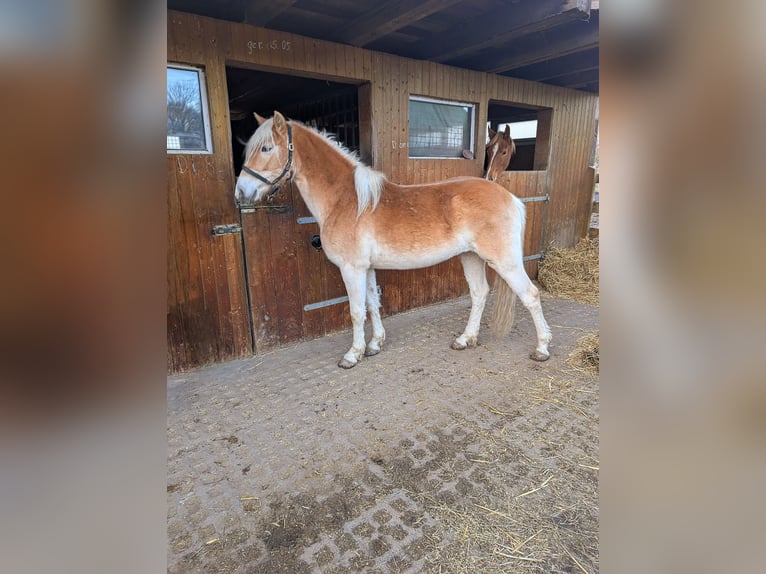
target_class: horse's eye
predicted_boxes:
[261,146,272,153]
[502,150,508,155]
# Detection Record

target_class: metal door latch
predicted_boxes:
[239,204,289,213]
[211,224,242,236]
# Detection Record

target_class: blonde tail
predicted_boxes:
[491,279,517,337]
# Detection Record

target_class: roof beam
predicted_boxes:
[562,78,599,92]
[244,0,298,27]
[476,20,599,74]
[515,49,599,82]
[335,0,463,47]
[546,68,599,88]
[411,0,591,63]
[541,65,599,84]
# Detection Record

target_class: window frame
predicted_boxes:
[486,101,553,172]
[167,63,214,155]
[407,95,476,160]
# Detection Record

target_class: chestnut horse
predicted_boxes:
[484,125,515,181]
[235,112,550,368]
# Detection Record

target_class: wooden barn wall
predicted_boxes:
[167,11,598,371]
[167,14,252,372]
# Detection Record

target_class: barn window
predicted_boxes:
[487,101,552,171]
[167,64,213,154]
[408,96,475,159]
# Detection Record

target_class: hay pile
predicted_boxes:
[422,489,598,574]
[538,237,599,306]
[567,332,600,377]
[419,402,599,573]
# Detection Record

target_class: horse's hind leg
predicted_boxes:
[338,266,368,369]
[497,264,552,361]
[452,252,489,350]
[364,270,386,356]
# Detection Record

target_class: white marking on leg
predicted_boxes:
[502,266,552,360]
[365,269,385,356]
[338,266,368,368]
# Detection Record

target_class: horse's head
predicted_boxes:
[484,125,515,182]
[235,111,294,206]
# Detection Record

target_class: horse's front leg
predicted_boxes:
[338,266,368,369]
[364,269,385,356]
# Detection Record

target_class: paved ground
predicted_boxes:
[168,293,599,573]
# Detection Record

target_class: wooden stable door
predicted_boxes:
[239,181,351,355]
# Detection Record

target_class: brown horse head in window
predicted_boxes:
[484,125,515,182]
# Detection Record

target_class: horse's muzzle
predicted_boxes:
[235,186,283,210]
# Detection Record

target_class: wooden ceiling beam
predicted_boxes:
[542,65,599,84]
[335,0,463,47]
[244,0,299,27]
[411,0,591,63]
[562,79,599,93]
[477,20,599,74]
[546,68,599,88]
[516,49,599,82]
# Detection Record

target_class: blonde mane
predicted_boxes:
[306,124,385,217]
[246,117,386,217]
[353,164,385,217]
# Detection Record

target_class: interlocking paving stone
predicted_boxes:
[168,294,598,573]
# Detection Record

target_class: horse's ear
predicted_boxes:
[253,112,267,125]
[488,127,496,139]
[503,125,511,139]
[272,111,288,139]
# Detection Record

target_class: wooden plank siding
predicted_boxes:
[167,13,252,372]
[167,11,598,371]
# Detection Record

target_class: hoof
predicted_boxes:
[338,358,357,369]
[530,350,550,362]
[364,346,381,357]
[451,336,477,350]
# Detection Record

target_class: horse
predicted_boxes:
[484,125,515,181]
[235,112,551,369]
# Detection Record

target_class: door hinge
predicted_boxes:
[211,224,242,236]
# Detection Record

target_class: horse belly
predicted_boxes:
[370,241,465,270]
